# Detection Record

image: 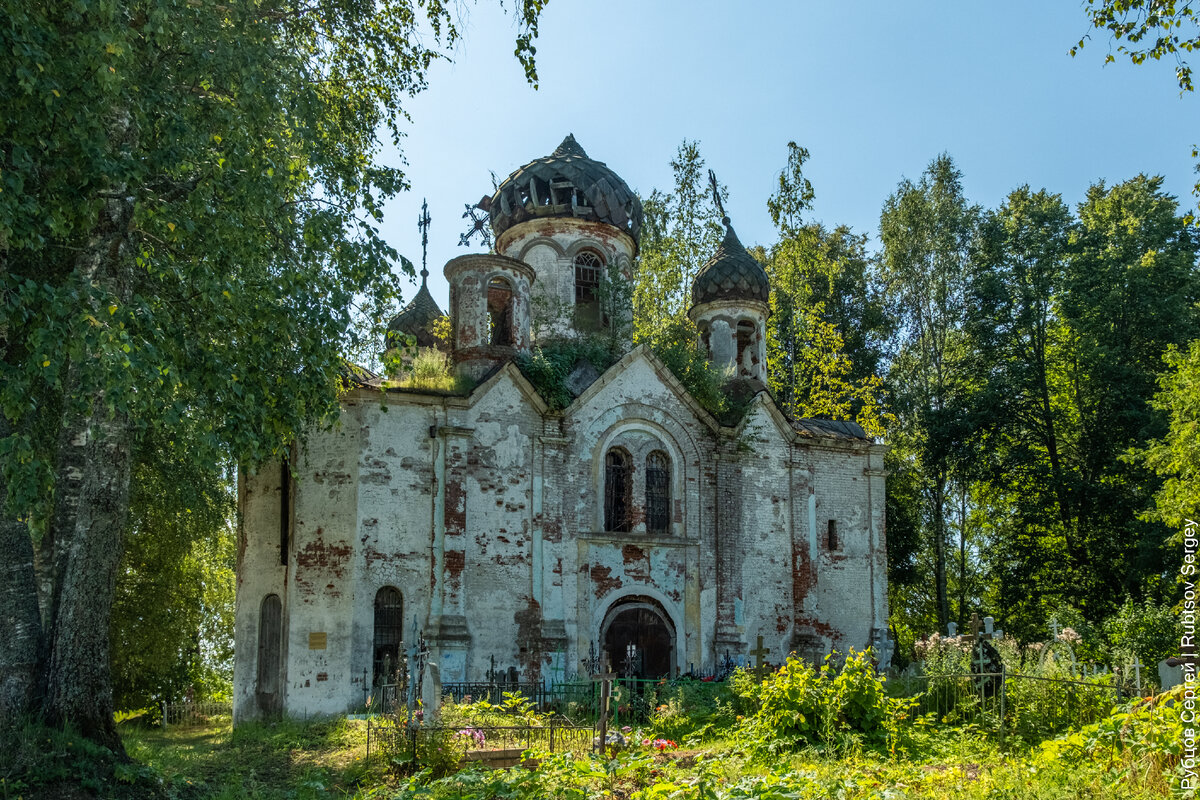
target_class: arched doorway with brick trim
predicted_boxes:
[601,595,675,679]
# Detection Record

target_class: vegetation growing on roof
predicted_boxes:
[515,337,624,410]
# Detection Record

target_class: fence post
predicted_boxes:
[161,701,168,729]
[998,665,1006,747]
[549,719,556,753]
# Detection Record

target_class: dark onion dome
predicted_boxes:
[385,282,444,349]
[485,134,643,247]
[691,222,770,306]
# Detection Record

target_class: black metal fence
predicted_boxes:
[160,700,232,728]
[366,719,596,766]
[885,670,1129,743]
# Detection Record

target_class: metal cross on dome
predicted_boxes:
[459,202,492,248]
[708,168,728,224]
[417,198,431,283]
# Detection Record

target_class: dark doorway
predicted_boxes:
[256,594,283,716]
[603,600,674,679]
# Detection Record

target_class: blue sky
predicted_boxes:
[376,1,1199,313]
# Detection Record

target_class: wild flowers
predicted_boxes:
[640,737,678,751]
[1057,627,1083,646]
[455,727,485,747]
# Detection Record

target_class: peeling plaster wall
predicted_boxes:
[282,405,364,717]
[497,218,635,343]
[233,460,289,723]
[234,350,888,719]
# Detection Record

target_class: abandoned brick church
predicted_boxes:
[233,135,889,721]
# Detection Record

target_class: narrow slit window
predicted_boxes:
[279,459,290,566]
[827,519,838,551]
[646,451,671,534]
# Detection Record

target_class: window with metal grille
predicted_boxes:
[373,587,404,685]
[604,449,631,532]
[646,451,670,533]
[574,251,602,304]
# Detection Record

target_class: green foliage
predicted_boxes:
[633,141,727,345]
[103,708,1181,799]
[1138,338,1200,530]
[1102,596,1182,669]
[0,0,547,743]
[648,318,736,421]
[764,145,891,438]
[515,337,624,410]
[733,651,917,756]
[111,427,236,712]
[1,718,166,797]
[391,348,466,393]
[880,153,980,631]
[643,679,737,741]
[1037,686,1182,797]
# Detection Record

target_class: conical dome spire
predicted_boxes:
[551,133,588,158]
[691,220,771,307]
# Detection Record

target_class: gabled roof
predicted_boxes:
[564,344,722,432]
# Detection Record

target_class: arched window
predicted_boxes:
[574,251,605,330]
[373,587,404,685]
[487,277,514,345]
[645,451,671,533]
[604,449,631,532]
[257,594,283,704]
[736,321,755,375]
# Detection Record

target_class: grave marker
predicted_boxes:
[591,652,617,756]
[749,635,771,679]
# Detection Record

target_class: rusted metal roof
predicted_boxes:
[791,417,868,440]
[691,223,771,306]
[487,134,643,247]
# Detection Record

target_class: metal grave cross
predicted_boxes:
[591,652,617,755]
[750,635,772,679]
[459,202,492,248]
[1130,656,1143,693]
[968,613,983,643]
[1050,617,1060,640]
[974,641,990,675]
[404,616,423,725]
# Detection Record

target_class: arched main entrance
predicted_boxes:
[601,596,675,679]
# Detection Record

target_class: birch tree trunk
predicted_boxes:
[41,107,137,751]
[43,396,131,751]
[0,418,43,724]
